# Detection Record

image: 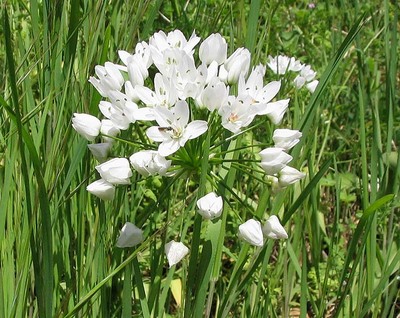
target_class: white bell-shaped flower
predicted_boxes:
[165,240,189,267]
[88,62,124,97]
[87,143,111,162]
[116,222,144,248]
[100,119,120,142]
[95,158,132,185]
[129,150,171,177]
[222,48,251,84]
[262,99,290,125]
[272,129,302,151]
[238,219,264,247]
[306,80,319,93]
[72,113,101,141]
[196,192,223,220]
[199,33,227,65]
[196,77,229,112]
[278,166,306,187]
[86,178,115,201]
[262,215,288,239]
[259,148,292,175]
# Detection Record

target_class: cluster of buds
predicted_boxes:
[267,55,319,93]
[73,29,311,265]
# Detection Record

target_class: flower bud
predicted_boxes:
[224,48,251,84]
[116,222,144,248]
[165,240,189,267]
[259,148,292,175]
[264,99,290,125]
[196,192,223,220]
[101,119,120,142]
[278,166,306,187]
[86,178,115,201]
[306,80,319,93]
[87,143,111,162]
[262,215,288,239]
[72,113,101,141]
[238,219,264,247]
[273,129,302,151]
[95,158,132,185]
[199,33,227,65]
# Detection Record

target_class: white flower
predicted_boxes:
[259,148,293,175]
[146,100,208,156]
[199,33,227,65]
[95,158,132,185]
[278,166,306,187]
[135,73,178,108]
[262,215,288,239]
[306,80,319,93]
[196,77,229,111]
[86,178,115,200]
[273,129,302,150]
[88,62,124,97]
[116,222,144,248]
[267,55,302,75]
[219,96,257,133]
[165,240,189,267]
[221,48,251,84]
[262,99,290,125]
[100,119,120,142]
[238,219,264,247]
[299,64,317,82]
[72,113,101,141]
[87,143,111,162]
[196,192,223,220]
[150,30,200,55]
[129,150,171,177]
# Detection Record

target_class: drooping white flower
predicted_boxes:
[72,113,101,141]
[88,62,124,97]
[262,215,288,239]
[306,80,319,93]
[199,33,227,65]
[272,129,302,150]
[87,143,111,162]
[259,148,292,175]
[238,219,264,247]
[196,192,223,220]
[261,99,290,125]
[129,150,171,177]
[95,157,132,185]
[220,48,251,84]
[165,240,189,267]
[146,100,208,156]
[116,222,144,248]
[86,178,115,200]
[278,166,306,187]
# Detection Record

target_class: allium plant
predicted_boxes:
[73,30,309,266]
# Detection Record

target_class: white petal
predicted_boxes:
[183,120,208,140]
[165,241,189,267]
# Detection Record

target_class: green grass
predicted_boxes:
[1,1,399,317]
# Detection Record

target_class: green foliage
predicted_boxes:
[1,0,399,317]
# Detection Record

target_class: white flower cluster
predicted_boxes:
[259,129,306,193]
[267,55,319,93]
[73,29,309,263]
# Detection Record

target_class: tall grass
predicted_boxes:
[1,1,399,317]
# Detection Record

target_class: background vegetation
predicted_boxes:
[0,0,399,317]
